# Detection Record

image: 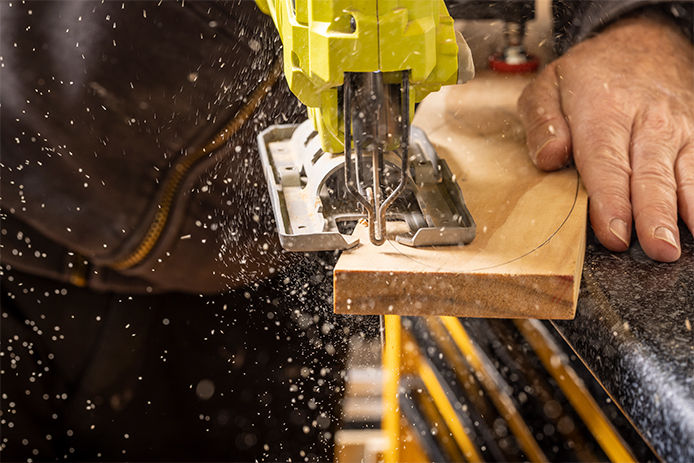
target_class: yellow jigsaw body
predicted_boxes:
[256,0,460,153]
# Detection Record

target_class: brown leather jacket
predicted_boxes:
[1,1,305,293]
[1,1,691,293]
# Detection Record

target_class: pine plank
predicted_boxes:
[333,72,587,319]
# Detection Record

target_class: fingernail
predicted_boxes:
[609,218,630,248]
[533,136,556,163]
[654,226,678,249]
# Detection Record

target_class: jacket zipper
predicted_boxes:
[110,59,282,270]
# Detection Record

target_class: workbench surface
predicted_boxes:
[552,222,694,461]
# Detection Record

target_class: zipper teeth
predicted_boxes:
[111,59,282,271]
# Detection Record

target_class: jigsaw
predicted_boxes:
[256,0,477,251]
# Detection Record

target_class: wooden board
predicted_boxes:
[333,71,587,319]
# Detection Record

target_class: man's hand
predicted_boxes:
[518,14,694,262]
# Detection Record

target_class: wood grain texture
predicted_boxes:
[334,71,587,319]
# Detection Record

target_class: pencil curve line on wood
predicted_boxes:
[383,169,581,273]
[333,71,588,320]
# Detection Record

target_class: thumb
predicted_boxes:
[518,63,572,171]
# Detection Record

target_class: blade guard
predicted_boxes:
[258,120,475,252]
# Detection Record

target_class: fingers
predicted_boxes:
[676,142,694,236]
[518,60,690,261]
[517,63,572,171]
[569,110,633,252]
[630,108,682,262]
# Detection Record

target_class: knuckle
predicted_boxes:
[590,141,624,160]
[589,198,630,226]
[590,183,630,204]
[574,124,630,160]
[633,201,676,224]
[634,105,680,140]
[577,101,631,129]
[633,165,677,191]
[579,144,631,175]
[588,181,631,216]
[589,116,631,138]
